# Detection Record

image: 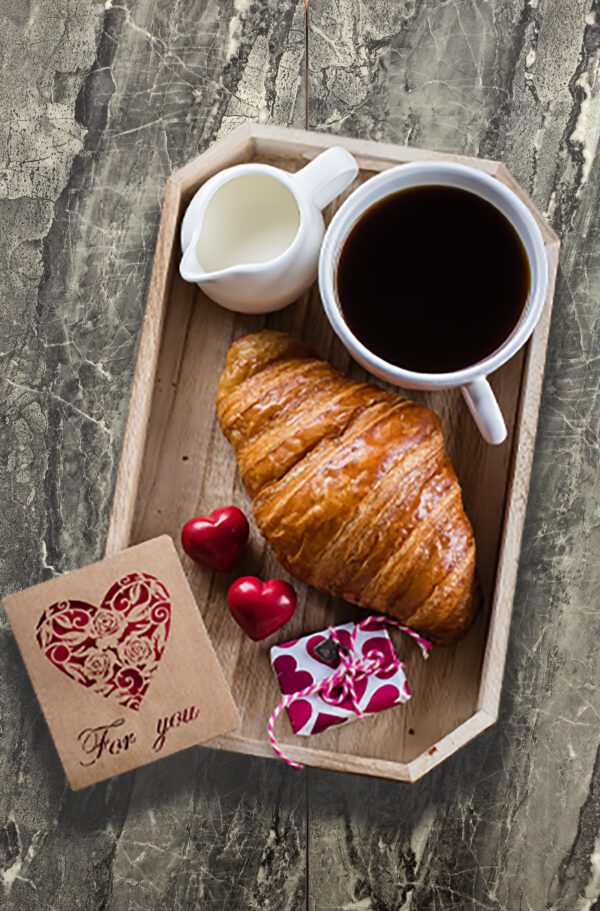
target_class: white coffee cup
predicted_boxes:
[318,161,548,445]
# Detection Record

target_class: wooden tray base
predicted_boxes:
[106,125,559,781]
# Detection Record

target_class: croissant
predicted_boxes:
[216,330,478,644]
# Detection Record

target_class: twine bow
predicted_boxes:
[268,616,431,769]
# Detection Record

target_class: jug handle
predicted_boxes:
[294,147,359,211]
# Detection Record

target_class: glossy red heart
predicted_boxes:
[181,506,249,572]
[227,577,297,641]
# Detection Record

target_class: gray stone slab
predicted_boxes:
[307,1,600,908]
[0,1,306,908]
[1,0,599,906]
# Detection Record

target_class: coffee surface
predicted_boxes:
[336,185,530,373]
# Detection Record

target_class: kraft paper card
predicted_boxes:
[3,535,240,789]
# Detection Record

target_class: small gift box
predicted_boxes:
[269,617,430,764]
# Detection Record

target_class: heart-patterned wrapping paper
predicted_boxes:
[3,536,239,789]
[270,621,411,736]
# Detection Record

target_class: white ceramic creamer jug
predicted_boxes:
[179,147,358,313]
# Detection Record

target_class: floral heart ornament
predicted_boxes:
[36,573,171,711]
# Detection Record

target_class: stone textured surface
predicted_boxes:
[0,0,599,908]
[308,2,600,909]
[0,2,307,909]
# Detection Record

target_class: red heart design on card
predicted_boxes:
[227,577,296,641]
[181,506,249,572]
[36,573,171,711]
[272,655,313,695]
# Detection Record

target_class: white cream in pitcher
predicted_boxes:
[195,173,300,272]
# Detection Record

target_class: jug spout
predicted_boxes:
[179,244,207,283]
[180,242,242,284]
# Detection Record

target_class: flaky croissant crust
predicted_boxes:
[217,330,478,644]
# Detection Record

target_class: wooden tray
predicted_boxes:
[106,124,559,781]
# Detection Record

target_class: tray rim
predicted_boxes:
[105,123,560,782]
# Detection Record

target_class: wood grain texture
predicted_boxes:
[0,0,598,907]
[307,1,600,909]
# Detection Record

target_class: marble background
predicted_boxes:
[0,0,599,908]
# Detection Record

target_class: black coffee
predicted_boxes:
[336,185,530,373]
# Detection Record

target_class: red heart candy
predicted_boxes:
[227,577,297,641]
[181,506,249,572]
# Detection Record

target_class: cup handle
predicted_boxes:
[294,147,359,211]
[461,377,507,445]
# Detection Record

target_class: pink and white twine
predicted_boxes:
[267,616,431,769]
